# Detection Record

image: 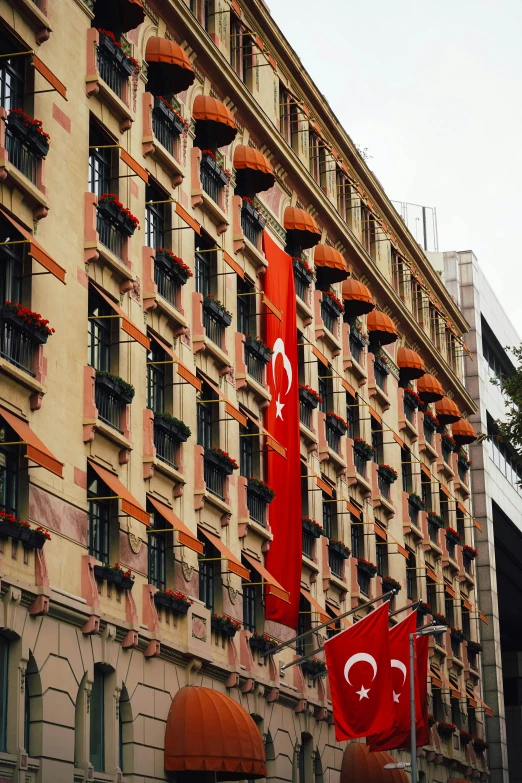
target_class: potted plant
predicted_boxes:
[437,721,457,737]
[408,493,426,512]
[404,387,422,409]
[94,563,134,590]
[433,612,449,627]
[241,197,266,232]
[378,464,398,483]
[427,511,445,529]
[473,738,489,753]
[467,640,482,655]
[247,477,276,504]
[321,291,344,318]
[353,437,374,461]
[326,412,348,436]
[357,558,377,577]
[95,371,135,404]
[302,517,324,538]
[301,658,327,677]
[249,632,278,653]
[244,335,272,364]
[96,28,139,77]
[450,627,465,642]
[202,294,233,327]
[98,193,140,236]
[1,301,55,344]
[154,413,191,442]
[445,527,461,545]
[382,576,402,593]
[459,730,473,746]
[441,433,457,454]
[0,512,50,549]
[463,544,477,560]
[153,96,186,135]
[204,446,239,475]
[7,108,51,156]
[201,150,230,187]
[299,385,322,409]
[423,410,440,431]
[211,613,242,638]
[418,601,433,616]
[457,450,471,471]
[292,257,314,287]
[349,324,367,348]
[374,352,390,376]
[154,589,193,614]
[329,539,351,559]
[155,248,193,285]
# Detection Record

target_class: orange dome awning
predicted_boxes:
[341,742,409,783]
[314,244,349,284]
[417,373,445,403]
[366,310,398,346]
[284,206,321,250]
[233,145,275,194]
[342,278,375,316]
[165,686,267,780]
[145,37,195,94]
[397,346,426,381]
[193,95,237,149]
[93,0,145,36]
[452,418,476,445]
[435,396,461,424]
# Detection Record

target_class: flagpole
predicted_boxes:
[410,631,417,783]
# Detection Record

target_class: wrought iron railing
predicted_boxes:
[203,310,225,348]
[200,160,223,203]
[154,422,179,469]
[300,401,312,429]
[95,380,123,432]
[458,461,468,483]
[408,506,420,527]
[241,209,261,246]
[354,450,367,477]
[5,129,37,183]
[154,262,179,307]
[378,474,390,500]
[423,422,434,445]
[302,529,314,558]
[294,270,307,301]
[247,488,267,526]
[374,363,387,391]
[152,110,177,156]
[321,300,336,333]
[428,520,439,543]
[326,423,340,453]
[358,570,370,596]
[464,558,472,575]
[451,638,461,658]
[245,349,264,384]
[349,334,362,364]
[328,548,344,579]
[404,401,416,424]
[0,319,35,375]
[446,538,456,561]
[97,210,124,259]
[204,460,226,500]
[442,442,453,464]
[97,46,126,97]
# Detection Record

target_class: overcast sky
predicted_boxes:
[269,0,522,338]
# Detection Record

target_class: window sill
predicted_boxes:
[192,188,229,234]
[455,477,471,498]
[238,234,267,271]
[403,519,424,541]
[84,417,133,451]
[299,420,318,446]
[145,291,187,330]
[425,539,443,559]
[328,572,349,594]
[203,489,232,517]
[144,456,185,485]
[86,74,133,125]
[399,416,419,441]
[322,445,346,473]
[87,240,134,282]
[244,517,273,542]
[301,553,319,575]
[419,438,439,462]
[368,382,390,411]
[235,371,271,403]
[143,133,184,184]
[440,458,455,479]
[316,322,342,355]
[296,294,314,325]
[193,333,232,370]
[374,494,395,517]
[461,569,475,585]
[347,470,372,496]
[0,160,49,212]
[11,0,51,38]
[345,355,367,384]
[0,356,47,395]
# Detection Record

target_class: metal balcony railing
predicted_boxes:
[300,400,312,429]
[97,46,126,97]
[97,210,124,259]
[354,451,367,477]
[349,334,362,364]
[200,159,223,203]
[153,422,179,469]
[95,380,123,432]
[0,319,35,375]
[321,300,336,333]
[241,209,261,246]
[326,423,340,453]
[302,529,314,558]
[378,474,390,500]
[328,548,344,579]
[247,488,267,526]
[152,110,177,156]
[203,311,225,348]
[154,262,179,307]
[5,129,37,183]
[358,570,370,596]
[204,460,226,500]
[442,442,453,464]
[245,349,264,384]
[374,363,387,391]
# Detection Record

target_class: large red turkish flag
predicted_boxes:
[263,231,302,629]
[324,603,395,740]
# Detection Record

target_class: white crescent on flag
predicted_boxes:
[271,338,293,421]
[391,658,407,703]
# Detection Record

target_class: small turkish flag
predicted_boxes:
[367,610,417,750]
[324,603,394,741]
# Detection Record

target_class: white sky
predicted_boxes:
[268,0,522,337]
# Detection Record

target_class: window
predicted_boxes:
[0,428,18,517]
[309,131,325,188]
[318,362,332,415]
[195,234,215,297]
[298,733,313,783]
[87,290,112,373]
[371,418,383,464]
[487,412,522,495]
[322,490,337,540]
[0,32,25,112]
[391,250,409,302]
[426,578,436,611]
[401,448,412,493]
[336,170,351,225]
[445,597,455,626]
[90,666,105,771]
[296,595,311,656]
[118,685,130,774]
[147,341,166,414]
[406,551,417,600]
[240,419,254,478]
[145,182,166,249]
[148,506,167,590]
[421,472,432,509]
[0,636,8,752]
[482,315,514,380]
[242,560,259,633]
[376,534,388,578]
[87,468,111,563]
[190,0,212,29]
[0,219,23,304]
[351,515,363,559]
[237,278,253,336]
[360,204,376,259]
[345,392,359,439]
[88,120,113,198]
[198,532,216,611]
[439,489,449,524]
[280,86,299,152]
[197,381,215,450]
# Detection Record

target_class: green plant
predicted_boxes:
[248,477,275,500]
[154,412,191,439]
[95,371,135,400]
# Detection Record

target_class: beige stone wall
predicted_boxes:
[0,0,487,781]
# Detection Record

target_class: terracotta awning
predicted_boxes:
[326,601,349,628]
[435,396,461,424]
[341,742,409,783]
[366,310,398,346]
[0,207,65,283]
[147,496,203,554]
[243,553,290,603]
[88,459,149,526]
[284,206,321,250]
[417,373,445,403]
[91,281,150,349]
[199,373,247,427]
[341,278,374,317]
[150,332,201,391]
[476,695,494,717]
[438,669,460,699]
[0,406,62,478]
[164,686,267,779]
[300,587,329,624]
[193,95,237,149]
[198,527,249,581]
[145,37,195,94]
[314,244,349,284]
[233,145,275,194]
[452,418,476,445]
[241,408,286,459]
[92,0,145,36]
[397,346,426,381]
[430,668,443,689]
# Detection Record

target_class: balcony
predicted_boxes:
[378,473,391,500]
[153,415,190,470]
[5,128,38,184]
[302,528,315,558]
[374,355,389,391]
[240,200,265,247]
[246,486,269,526]
[96,32,135,100]
[320,293,343,334]
[152,97,184,156]
[95,372,133,432]
[358,570,370,596]
[97,210,124,258]
[244,336,270,385]
[200,153,228,203]
[204,459,226,500]
[328,547,344,579]
[293,258,313,302]
[0,316,38,375]
[202,296,231,350]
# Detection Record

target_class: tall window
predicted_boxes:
[88,290,111,372]
[376,534,388,577]
[87,469,110,563]
[237,278,253,335]
[198,532,215,611]
[445,597,455,626]
[402,447,412,493]
[240,419,254,478]
[322,490,337,540]
[0,430,18,517]
[371,418,383,464]
[406,551,417,600]
[309,131,324,186]
[197,381,214,449]
[147,508,166,590]
[296,595,310,656]
[0,33,25,112]
[345,392,359,439]
[195,235,214,297]
[336,170,351,225]
[426,578,436,611]
[145,183,166,249]
[439,489,449,524]
[421,471,432,509]
[280,86,299,151]
[242,560,257,632]
[0,220,23,304]
[318,362,331,414]
[147,341,166,413]
[351,515,363,559]
[88,121,113,197]
[0,636,8,752]
[90,666,105,771]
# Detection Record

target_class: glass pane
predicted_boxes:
[90,668,105,771]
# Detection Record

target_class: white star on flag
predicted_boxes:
[356,685,370,700]
[275,394,285,420]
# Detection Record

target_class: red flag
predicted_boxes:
[263,231,302,629]
[324,603,395,741]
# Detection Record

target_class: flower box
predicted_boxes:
[427,511,445,529]
[7,109,50,157]
[155,250,193,285]
[98,30,136,77]
[441,433,457,454]
[418,601,433,616]
[0,516,48,549]
[203,296,233,327]
[248,477,275,504]
[204,447,239,475]
[349,326,367,348]
[93,564,134,590]
[423,411,439,431]
[378,465,398,484]
[211,614,241,638]
[241,199,265,232]
[408,494,426,512]
[329,539,351,559]
[353,437,374,461]
[299,385,322,409]
[95,371,135,404]
[433,613,449,626]
[382,576,402,593]
[249,633,278,653]
[153,96,185,135]
[458,451,471,471]
[201,152,230,187]
[357,558,377,577]
[97,194,139,237]
[244,335,272,364]
[459,730,473,746]
[302,518,324,538]
[473,738,489,753]
[404,388,422,409]
[445,527,461,545]
[374,354,390,376]
[467,640,482,655]
[326,412,348,436]
[450,627,465,642]
[321,291,344,318]
[292,257,314,287]
[437,721,457,737]
[153,590,192,614]
[300,658,327,677]
[154,414,191,443]
[463,544,477,560]
[1,302,54,344]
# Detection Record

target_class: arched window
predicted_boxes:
[0,636,8,752]
[90,666,105,771]
[298,733,313,783]
[24,653,40,757]
[119,684,132,774]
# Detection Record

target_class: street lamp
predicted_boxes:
[384,762,411,770]
[409,624,448,781]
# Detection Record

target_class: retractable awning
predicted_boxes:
[198,527,250,581]
[88,459,149,526]
[148,496,203,554]
[300,587,329,624]
[90,281,149,349]
[0,407,62,477]
[243,553,289,603]
[0,208,66,283]
[150,332,201,391]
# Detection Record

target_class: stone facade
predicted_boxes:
[0,1,488,782]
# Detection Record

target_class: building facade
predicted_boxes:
[0,0,489,781]
[429,249,522,783]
